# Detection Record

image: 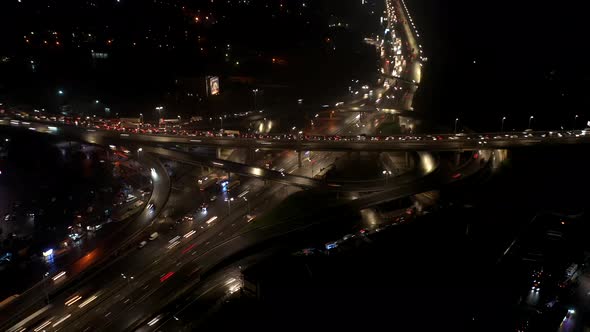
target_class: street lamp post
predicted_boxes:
[219,117,223,130]
[43,272,50,304]
[121,273,133,285]
[574,114,579,130]
[225,197,234,215]
[501,116,506,132]
[454,118,459,134]
[529,116,534,129]
[243,197,250,214]
[252,89,259,111]
[155,106,164,120]
[382,170,392,184]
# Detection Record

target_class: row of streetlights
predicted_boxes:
[56,88,264,129]
[454,114,583,133]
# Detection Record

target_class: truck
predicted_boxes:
[149,232,159,241]
[222,130,240,137]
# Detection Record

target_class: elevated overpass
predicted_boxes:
[2,119,442,192]
[4,119,590,153]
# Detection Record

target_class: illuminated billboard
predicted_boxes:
[206,76,220,96]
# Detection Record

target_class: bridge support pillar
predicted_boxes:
[297,150,302,168]
[405,152,411,168]
[246,148,256,165]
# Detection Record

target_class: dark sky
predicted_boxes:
[1,0,588,130]
[410,0,590,131]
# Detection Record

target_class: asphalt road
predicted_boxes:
[5,118,589,152]
[0,152,171,331]
[0,104,434,332]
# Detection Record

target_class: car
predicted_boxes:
[325,242,338,250]
[209,195,217,202]
[138,241,147,249]
[147,203,156,212]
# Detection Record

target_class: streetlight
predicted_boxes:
[528,116,534,129]
[252,89,259,111]
[155,106,164,119]
[225,197,234,215]
[382,170,392,184]
[57,90,64,96]
[139,113,143,125]
[121,273,133,285]
[243,197,250,214]
[574,114,579,130]
[43,272,50,303]
[501,116,506,132]
[454,118,459,134]
[219,116,223,129]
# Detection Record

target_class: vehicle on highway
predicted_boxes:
[147,202,156,212]
[325,241,338,250]
[138,241,147,249]
[582,128,590,135]
[149,232,159,241]
[210,195,217,202]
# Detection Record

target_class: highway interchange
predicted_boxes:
[0,0,586,331]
